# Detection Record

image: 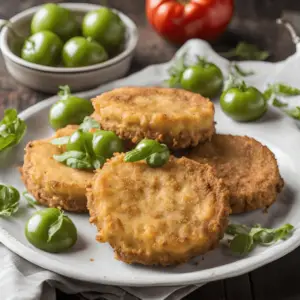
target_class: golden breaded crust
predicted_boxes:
[187,134,284,214]
[20,126,94,212]
[92,87,215,149]
[87,154,230,266]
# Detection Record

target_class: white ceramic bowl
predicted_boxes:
[0,3,138,93]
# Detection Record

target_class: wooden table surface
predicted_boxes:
[1,1,300,299]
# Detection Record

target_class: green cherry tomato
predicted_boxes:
[180,63,223,98]
[92,130,124,159]
[21,31,63,66]
[220,86,267,122]
[82,7,125,53]
[62,37,108,67]
[25,208,77,253]
[67,130,93,152]
[49,86,94,130]
[146,148,170,168]
[31,3,79,41]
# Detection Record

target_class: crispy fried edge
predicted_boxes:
[188,134,284,214]
[87,155,230,265]
[20,140,90,213]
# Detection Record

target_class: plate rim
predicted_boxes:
[1,56,300,286]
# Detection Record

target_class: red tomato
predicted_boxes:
[146,0,234,44]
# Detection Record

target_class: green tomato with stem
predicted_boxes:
[180,60,223,98]
[21,31,63,66]
[31,3,80,41]
[25,208,77,253]
[220,82,267,121]
[49,86,94,130]
[62,37,108,67]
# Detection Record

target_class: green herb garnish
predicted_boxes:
[226,223,294,255]
[221,42,270,61]
[54,151,94,169]
[230,63,255,77]
[166,52,187,87]
[285,107,300,120]
[0,184,20,216]
[47,209,64,242]
[22,191,39,209]
[272,98,288,108]
[50,136,70,145]
[264,83,300,100]
[0,109,26,152]
[79,116,101,132]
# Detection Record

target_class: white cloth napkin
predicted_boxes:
[0,243,202,300]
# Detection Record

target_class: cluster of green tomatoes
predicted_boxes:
[21,3,125,67]
[167,55,267,122]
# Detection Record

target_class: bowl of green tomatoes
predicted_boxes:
[0,3,138,93]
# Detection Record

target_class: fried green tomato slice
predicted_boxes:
[87,154,230,266]
[20,126,94,212]
[92,87,215,150]
[187,134,284,214]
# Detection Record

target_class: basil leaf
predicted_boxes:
[51,136,70,145]
[229,234,254,255]
[285,107,300,120]
[272,98,288,108]
[0,109,26,152]
[47,210,64,242]
[124,140,165,163]
[22,191,38,209]
[79,116,100,132]
[65,157,93,169]
[263,88,273,101]
[231,63,254,77]
[0,185,20,217]
[53,151,86,162]
[93,157,105,169]
[273,83,300,96]
[226,224,251,235]
[0,135,16,151]
[222,42,269,61]
[166,52,187,87]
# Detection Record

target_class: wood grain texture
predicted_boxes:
[1,1,300,299]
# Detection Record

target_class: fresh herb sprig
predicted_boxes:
[221,42,270,61]
[226,223,294,255]
[0,184,20,217]
[264,83,300,119]
[23,191,39,209]
[0,109,26,152]
[47,209,65,242]
[166,52,187,88]
[230,63,255,77]
[50,116,100,146]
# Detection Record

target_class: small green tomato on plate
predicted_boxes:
[25,208,77,253]
[220,81,267,122]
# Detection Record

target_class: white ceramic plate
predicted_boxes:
[1,40,300,287]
